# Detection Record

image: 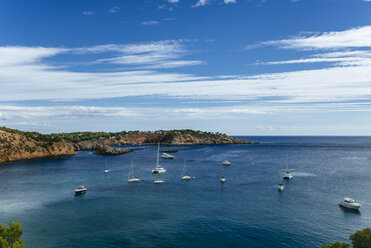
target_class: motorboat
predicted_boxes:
[222,160,231,166]
[220,177,226,183]
[128,160,140,183]
[160,153,175,159]
[339,197,361,210]
[74,186,87,195]
[278,184,284,191]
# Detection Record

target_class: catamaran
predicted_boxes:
[128,160,140,183]
[181,160,191,180]
[283,154,293,180]
[152,143,166,174]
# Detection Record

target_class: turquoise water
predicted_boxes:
[1,136,371,248]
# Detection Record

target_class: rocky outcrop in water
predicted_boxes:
[93,145,133,155]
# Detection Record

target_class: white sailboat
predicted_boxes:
[104,158,109,173]
[160,153,175,159]
[222,160,231,166]
[128,160,140,183]
[220,165,226,183]
[181,160,191,180]
[278,183,284,191]
[152,143,166,174]
[283,154,293,180]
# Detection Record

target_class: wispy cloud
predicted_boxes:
[193,0,210,7]
[224,0,237,4]
[141,21,160,26]
[82,11,95,16]
[108,6,119,13]
[168,0,180,3]
[259,26,371,50]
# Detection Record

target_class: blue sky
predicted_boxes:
[0,0,371,135]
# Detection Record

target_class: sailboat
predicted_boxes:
[181,160,191,180]
[128,160,140,183]
[104,158,109,173]
[152,143,166,174]
[278,183,284,191]
[283,154,293,180]
[220,165,226,183]
[154,176,164,184]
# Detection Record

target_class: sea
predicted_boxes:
[1,136,371,248]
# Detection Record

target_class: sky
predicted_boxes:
[0,0,371,135]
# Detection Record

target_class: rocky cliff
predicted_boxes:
[0,130,76,164]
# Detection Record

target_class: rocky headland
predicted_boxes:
[0,127,253,164]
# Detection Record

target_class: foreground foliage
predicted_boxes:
[323,228,371,248]
[0,221,25,248]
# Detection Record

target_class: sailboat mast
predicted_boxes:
[156,143,160,167]
[183,160,187,176]
[106,158,108,170]
[286,154,288,173]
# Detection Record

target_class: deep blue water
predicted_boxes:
[1,136,371,248]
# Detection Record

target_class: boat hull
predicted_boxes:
[339,202,361,210]
[128,178,140,183]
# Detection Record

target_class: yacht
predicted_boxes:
[74,186,87,195]
[283,155,293,180]
[152,144,166,174]
[181,160,191,180]
[128,160,140,183]
[339,197,361,210]
[160,153,175,159]
[278,184,284,191]
[222,160,231,166]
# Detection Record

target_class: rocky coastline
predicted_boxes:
[0,127,253,164]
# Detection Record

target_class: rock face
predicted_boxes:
[93,145,133,155]
[0,130,76,164]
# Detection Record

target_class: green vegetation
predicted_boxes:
[0,126,231,144]
[0,220,25,248]
[323,228,371,248]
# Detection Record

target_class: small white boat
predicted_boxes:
[283,154,293,180]
[74,186,87,195]
[160,153,175,159]
[128,160,140,183]
[181,160,191,180]
[154,179,164,184]
[104,158,109,173]
[339,197,361,210]
[152,143,166,174]
[222,160,231,166]
[220,165,226,183]
[278,184,284,191]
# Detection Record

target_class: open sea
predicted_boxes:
[1,136,371,248]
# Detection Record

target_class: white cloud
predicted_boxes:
[108,6,119,13]
[82,11,94,16]
[261,26,371,50]
[141,21,160,26]
[193,0,210,7]
[224,0,237,3]
[168,0,180,3]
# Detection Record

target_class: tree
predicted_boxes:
[322,228,371,248]
[0,220,25,248]
[350,228,371,248]
[322,242,351,248]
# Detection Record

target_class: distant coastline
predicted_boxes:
[0,127,253,164]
